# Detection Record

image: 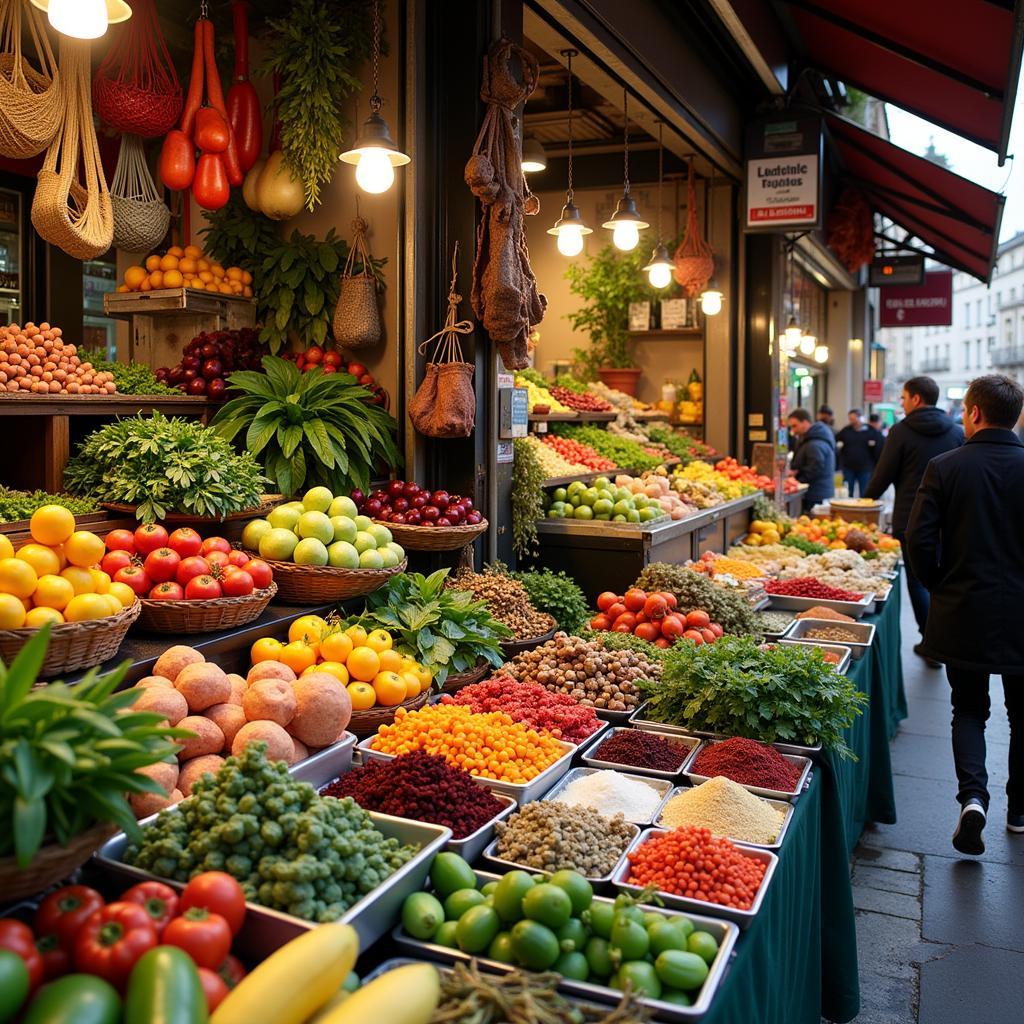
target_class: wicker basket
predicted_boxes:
[0,822,116,903]
[346,688,431,737]
[135,584,277,634]
[499,616,557,658]
[377,518,488,552]
[0,600,141,677]
[246,558,407,605]
[439,658,492,694]
[100,494,284,525]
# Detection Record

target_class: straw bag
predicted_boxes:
[333,215,381,349]
[111,134,170,253]
[0,0,60,158]
[31,40,113,260]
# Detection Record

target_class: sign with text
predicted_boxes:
[869,254,925,287]
[878,271,953,328]
[863,379,884,403]
[745,116,823,231]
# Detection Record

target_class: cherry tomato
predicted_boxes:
[35,934,70,981]
[163,908,232,969]
[0,920,43,990]
[198,966,231,1011]
[34,885,105,950]
[73,903,157,990]
[120,881,178,937]
[179,872,246,936]
[217,953,246,989]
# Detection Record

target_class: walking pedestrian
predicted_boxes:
[867,412,888,443]
[836,408,881,497]
[787,408,836,512]
[817,404,835,429]
[864,376,963,662]
[906,374,1024,854]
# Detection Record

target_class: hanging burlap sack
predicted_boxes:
[409,363,439,434]
[0,0,60,159]
[31,40,113,260]
[333,215,381,349]
[432,362,476,438]
[110,134,170,253]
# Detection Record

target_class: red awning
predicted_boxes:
[825,113,1004,281]
[778,0,1023,162]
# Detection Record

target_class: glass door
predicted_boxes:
[0,188,22,325]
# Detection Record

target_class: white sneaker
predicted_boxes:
[952,800,986,855]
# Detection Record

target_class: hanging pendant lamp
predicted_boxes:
[521,137,547,174]
[548,49,591,257]
[643,122,673,288]
[340,0,410,193]
[602,90,647,251]
[814,344,829,363]
[30,0,131,39]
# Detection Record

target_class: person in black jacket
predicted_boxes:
[787,408,836,511]
[864,376,963,653]
[906,374,1024,853]
[835,408,881,497]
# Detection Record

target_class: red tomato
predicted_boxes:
[305,346,324,365]
[643,595,668,620]
[634,621,661,643]
[623,588,647,612]
[613,621,634,633]
[589,614,611,631]
[217,953,246,989]
[322,351,342,368]
[121,882,178,937]
[613,611,636,631]
[176,556,211,586]
[347,362,367,377]
[0,919,43,990]
[709,622,724,638]
[164,908,232,969]
[243,559,272,589]
[659,592,678,610]
[596,591,619,612]
[149,581,185,600]
[700,628,717,644]
[179,873,246,936]
[114,566,152,597]
[143,547,181,583]
[168,528,203,558]
[661,615,686,640]
[185,575,223,600]
[35,885,105,950]
[221,569,254,597]
[227,550,250,567]
[198,966,231,1011]
[200,537,232,556]
[633,610,648,624]
[654,637,671,649]
[73,903,157,990]
[606,602,627,622]
[35,934,69,981]
[205,551,231,571]
[101,550,134,576]
[685,609,711,629]
[134,524,169,555]
[104,529,135,554]
[683,629,705,645]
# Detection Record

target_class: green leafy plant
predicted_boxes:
[347,570,510,686]
[78,350,181,396]
[511,568,590,634]
[199,194,281,276]
[0,627,185,868]
[511,437,545,559]
[0,488,99,524]
[640,635,868,757]
[212,356,400,497]
[63,413,266,522]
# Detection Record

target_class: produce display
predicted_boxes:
[281,352,390,407]
[691,737,802,792]
[553,426,664,473]
[0,322,117,395]
[156,327,265,401]
[753,609,796,635]
[510,568,590,635]
[765,578,864,601]
[519,434,590,481]
[548,385,613,413]
[550,770,665,821]
[689,552,766,581]
[539,434,617,472]
[794,606,856,623]
[782,514,901,554]
[447,568,554,640]
[77,350,182,397]
[544,477,670,525]
[588,588,724,649]
[671,461,750,502]
[0,488,99,524]
[634,563,756,637]
[514,372,574,414]
[355,478,483,528]
[774,550,893,598]
[657,777,785,845]
[589,729,692,773]
[645,424,715,464]
[118,245,253,296]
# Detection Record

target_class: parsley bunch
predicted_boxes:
[511,568,589,634]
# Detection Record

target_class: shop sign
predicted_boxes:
[863,379,884,402]
[878,271,953,328]
[868,254,924,287]
[745,115,823,232]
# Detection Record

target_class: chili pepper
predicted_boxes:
[692,737,800,791]
[73,902,158,990]
[120,881,178,937]
[34,885,105,951]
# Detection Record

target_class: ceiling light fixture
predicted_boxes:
[643,122,674,288]
[602,90,648,251]
[799,333,818,356]
[548,49,591,257]
[31,0,131,39]
[814,344,829,363]
[521,137,547,174]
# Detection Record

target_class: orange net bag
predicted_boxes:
[673,161,714,297]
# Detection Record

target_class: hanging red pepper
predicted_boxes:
[194,152,230,210]
[227,0,262,171]
[203,19,244,187]
[195,107,231,153]
[160,18,205,189]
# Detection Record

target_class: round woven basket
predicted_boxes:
[346,688,431,738]
[0,600,141,676]
[376,518,488,552]
[0,822,117,902]
[100,495,284,525]
[499,617,557,659]
[135,584,277,634]
[440,658,492,695]
[245,557,407,605]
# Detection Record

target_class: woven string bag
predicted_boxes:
[93,0,181,139]
[0,0,60,159]
[333,215,382,349]
[32,40,113,260]
[672,160,714,297]
[111,133,170,253]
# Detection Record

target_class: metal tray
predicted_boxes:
[290,731,356,784]
[392,870,740,1021]
[612,829,778,928]
[680,740,812,802]
[655,784,795,850]
[587,701,645,724]
[541,766,674,825]
[765,591,875,618]
[782,617,874,657]
[356,735,577,804]
[577,725,700,782]
[446,795,518,862]
[775,639,853,675]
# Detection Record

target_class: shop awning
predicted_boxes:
[825,113,1004,281]
[776,0,1024,162]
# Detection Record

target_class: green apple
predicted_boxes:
[378,546,400,568]
[328,495,360,519]
[614,487,632,502]
[302,486,334,513]
[612,500,633,517]
[354,531,378,553]
[267,505,302,531]
[367,524,393,548]
[547,508,562,518]
[613,514,627,522]
[354,514,374,531]
[626,509,641,523]
[330,515,358,544]
[570,493,582,507]
[297,510,334,544]
[633,495,649,510]
[385,542,405,563]
[638,507,658,522]
[358,548,384,569]
[574,505,594,520]
[327,540,360,568]
[596,488,614,502]
[293,537,329,565]
[259,527,299,561]
[552,487,568,503]
[567,481,586,497]
[594,476,611,489]
[242,518,272,552]
[593,498,614,516]
[581,488,599,507]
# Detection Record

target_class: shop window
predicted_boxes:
[0,188,22,326]
[964,302,970,327]
[964,341,971,368]
[83,256,117,356]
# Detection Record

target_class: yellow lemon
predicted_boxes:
[63,531,105,568]
[365,628,393,653]
[89,569,112,594]
[60,566,95,595]
[64,593,111,622]
[0,557,38,599]
[29,504,75,545]
[0,592,26,628]
[109,581,137,608]
[32,573,74,611]
[25,606,63,627]
[16,543,61,577]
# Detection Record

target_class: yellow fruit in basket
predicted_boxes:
[33,573,74,611]
[289,614,329,645]
[401,672,421,700]
[0,592,26,628]
[279,640,317,674]
[344,624,368,646]
[365,628,393,653]
[64,531,104,568]
[89,569,111,594]
[109,581,137,608]
[373,671,407,707]
[0,557,37,599]
[61,566,95,595]
[319,631,353,664]
[16,543,61,577]
[377,649,404,674]
[30,504,75,545]
[347,646,380,682]
[0,536,12,560]
[411,663,433,690]
[100,594,123,615]
[251,637,283,663]
[25,606,63,627]
[347,681,376,710]
[124,266,147,290]
[307,660,349,685]
[64,593,110,622]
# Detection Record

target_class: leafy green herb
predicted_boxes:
[78,350,180,396]
[0,488,99,524]
[347,569,510,686]
[552,373,589,394]
[552,426,663,473]
[212,356,400,497]
[63,413,266,522]
[512,437,545,559]
[199,194,281,276]
[511,568,590,634]
[645,425,711,465]
[639,635,868,757]
[633,562,755,636]
[781,534,827,555]
[0,626,186,867]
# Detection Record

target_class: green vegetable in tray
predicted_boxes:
[633,562,755,636]
[511,568,590,634]
[552,426,663,473]
[0,487,99,524]
[644,425,711,465]
[781,534,827,555]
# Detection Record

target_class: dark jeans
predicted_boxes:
[894,530,930,635]
[842,469,871,497]
[946,667,1024,813]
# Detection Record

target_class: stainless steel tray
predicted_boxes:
[593,702,646,724]
[290,731,356,783]
[783,616,874,656]
[392,869,740,1021]
[541,766,674,825]
[766,591,875,618]
[577,725,700,782]
[680,740,812,802]
[775,638,853,675]
[357,735,577,804]
[611,828,778,928]
[447,795,517,862]
[655,784,795,850]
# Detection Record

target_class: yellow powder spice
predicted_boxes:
[658,775,785,844]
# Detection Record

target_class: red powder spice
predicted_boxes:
[765,577,863,601]
[320,751,506,838]
[592,730,689,772]
[691,737,800,791]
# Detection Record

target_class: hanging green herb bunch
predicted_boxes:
[200,194,281,276]
[511,438,545,559]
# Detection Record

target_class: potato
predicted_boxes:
[288,673,352,748]
[175,662,230,712]
[246,661,296,686]
[225,673,247,704]
[178,755,226,796]
[136,675,174,689]
[287,738,310,764]
[242,678,296,727]
[176,716,225,760]
[132,685,188,726]
[231,720,294,763]
[204,703,247,749]
[153,645,205,682]
[134,760,179,794]
[130,789,178,818]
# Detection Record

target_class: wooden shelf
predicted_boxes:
[0,395,212,417]
[103,287,255,321]
[528,411,616,423]
[628,328,704,340]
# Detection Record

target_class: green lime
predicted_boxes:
[673,915,695,940]
[430,852,478,898]
[556,918,588,953]
[648,919,689,955]
[660,989,693,1007]
[548,870,594,916]
[687,930,720,964]
[655,950,709,991]
[488,931,516,963]
[642,911,665,929]
[554,950,590,981]
[614,961,662,999]
[433,920,459,948]
[584,936,614,978]
[610,915,650,961]
[522,883,573,930]
[587,901,615,939]
[443,888,485,921]
[492,870,536,923]
[611,895,645,925]
[402,891,445,939]
[456,904,501,953]
[480,882,499,896]
[510,919,561,970]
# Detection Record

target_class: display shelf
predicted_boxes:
[527,411,616,423]
[628,328,704,340]
[541,468,621,488]
[0,394,211,417]
[634,409,671,421]
[103,287,255,321]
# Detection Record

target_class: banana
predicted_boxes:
[312,963,440,1024]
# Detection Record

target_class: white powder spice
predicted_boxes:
[552,770,663,820]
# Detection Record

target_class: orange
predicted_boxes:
[148,271,164,289]
[344,624,368,646]
[319,631,353,664]
[163,269,184,289]
[241,270,253,285]
[139,278,152,292]
[88,569,111,594]
[63,531,105,568]
[60,566,94,595]
[0,557,38,599]
[278,640,317,674]
[197,258,211,271]
[401,672,420,700]
[377,649,404,674]
[64,593,111,622]
[25,606,63,627]
[365,628,393,653]
[307,660,349,685]
[251,637,284,663]
[289,614,329,645]
[109,581,137,608]
[346,645,380,682]
[0,592,26,628]
[184,244,202,259]
[124,266,147,290]
[33,573,74,611]
[372,670,407,707]
[145,254,161,271]
[210,263,225,278]
[30,504,75,545]
[198,270,213,283]
[16,543,61,577]
[159,254,180,272]
[347,681,376,711]
[0,535,12,560]
[227,267,243,282]
[167,244,184,258]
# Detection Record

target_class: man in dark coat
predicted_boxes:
[787,408,836,512]
[836,408,881,497]
[907,374,1024,854]
[865,376,963,657]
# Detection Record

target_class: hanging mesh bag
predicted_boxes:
[93,0,181,139]
[0,0,61,159]
[673,160,715,297]
[111,133,170,253]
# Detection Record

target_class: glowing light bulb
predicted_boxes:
[799,334,817,356]
[814,344,829,363]
[354,149,395,194]
[48,0,107,38]
[556,225,585,257]
[700,289,723,316]
[612,220,640,251]
[648,262,672,289]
